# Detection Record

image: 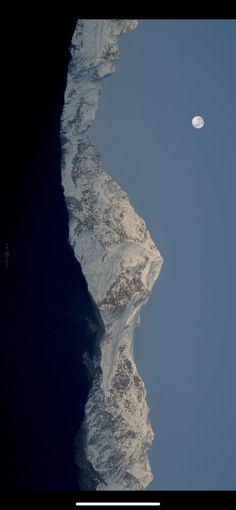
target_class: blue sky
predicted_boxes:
[89,20,236,489]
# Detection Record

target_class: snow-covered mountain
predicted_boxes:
[61,19,163,491]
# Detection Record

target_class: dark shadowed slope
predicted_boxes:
[0,13,104,490]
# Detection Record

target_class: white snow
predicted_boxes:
[61,19,163,491]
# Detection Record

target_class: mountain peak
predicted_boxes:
[61,19,163,491]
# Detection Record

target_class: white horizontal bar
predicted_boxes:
[75,504,160,507]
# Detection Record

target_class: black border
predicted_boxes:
[3,490,236,509]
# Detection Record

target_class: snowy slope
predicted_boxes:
[61,19,163,490]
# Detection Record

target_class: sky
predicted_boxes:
[89,20,236,490]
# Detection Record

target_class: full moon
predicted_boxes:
[192,116,204,129]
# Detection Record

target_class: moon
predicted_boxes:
[192,116,204,129]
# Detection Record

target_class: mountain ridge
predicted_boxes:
[61,19,163,490]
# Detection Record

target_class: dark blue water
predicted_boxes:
[1,14,103,491]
